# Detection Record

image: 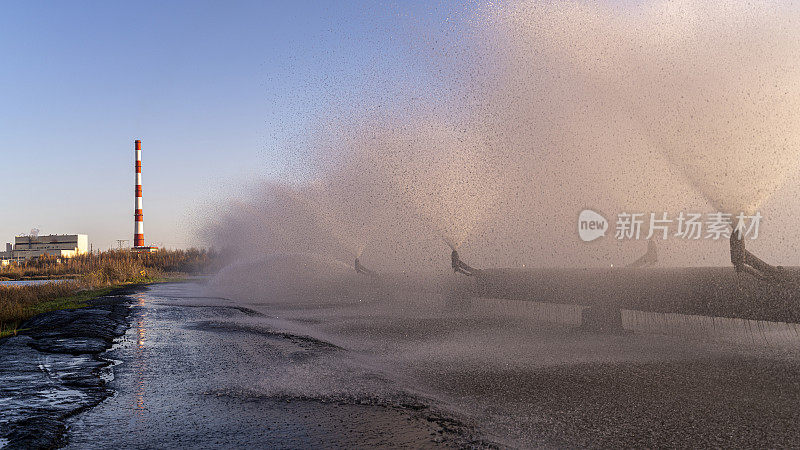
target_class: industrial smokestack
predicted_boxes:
[134,139,144,248]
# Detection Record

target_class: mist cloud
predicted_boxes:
[205,0,800,273]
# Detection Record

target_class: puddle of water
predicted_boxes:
[98,357,122,385]
[37,387,87,406]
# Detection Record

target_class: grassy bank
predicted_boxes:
[0,248,214,280]
[0,249,217,339]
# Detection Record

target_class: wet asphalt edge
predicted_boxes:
[0,284,144,449]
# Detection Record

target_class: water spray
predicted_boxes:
[729,231,784,281]
[450,248,478,276]
[354,257,378,278]
[626,239,657,268]
[441,236,458,252]
[438,235,478,276]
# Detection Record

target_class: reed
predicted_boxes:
[0,249,217,338]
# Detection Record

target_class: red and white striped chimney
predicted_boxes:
[134,139,144,248]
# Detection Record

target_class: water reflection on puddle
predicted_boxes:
[132,293,148,418]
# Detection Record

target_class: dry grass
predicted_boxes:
[0,249,217,338]
[0,282,81,337]
[0,248,216,280]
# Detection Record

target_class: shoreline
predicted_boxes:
[0,285,142,448]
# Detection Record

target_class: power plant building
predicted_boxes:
[0,234,89,263]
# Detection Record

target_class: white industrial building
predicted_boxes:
[0,234,89,264]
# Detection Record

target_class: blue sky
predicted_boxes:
[0,1,459,250]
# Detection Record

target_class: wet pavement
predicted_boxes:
[64,282,481,448]
[0,287,136,449]
[75,280,800,447]
[8,278,800,448]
